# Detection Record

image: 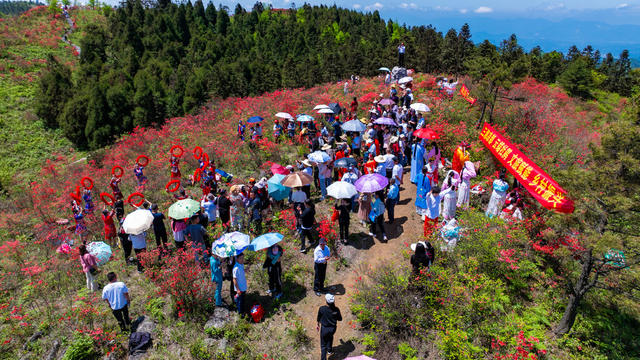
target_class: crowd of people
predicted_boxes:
[67,66,529,359]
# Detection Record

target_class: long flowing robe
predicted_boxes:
[457,161,476,208]
[410,143,425,183]
[441,187,457,220]
[486,179,509,218]
[414,172,431,215]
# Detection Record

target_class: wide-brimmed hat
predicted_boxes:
[301,159,313,167]
[321,144,332,151]
[390,136,399,143]
[374,155,386,163]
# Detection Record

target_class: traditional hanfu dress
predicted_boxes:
[457,161,476,209]
[414,172,431,216]
[486,178,509,218]
[452,146,469,174]
[441,170,460,221]
[410,142,425,183]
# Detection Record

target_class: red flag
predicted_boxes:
[460,84,477,105]
[479,123,574,213]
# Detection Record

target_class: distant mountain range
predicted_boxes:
[383,8,640,67]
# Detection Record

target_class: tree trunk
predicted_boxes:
[488,87,499,124]
[554,293,581,336]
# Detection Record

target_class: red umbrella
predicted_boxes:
[414,128,440,140]
[270,163,290,175]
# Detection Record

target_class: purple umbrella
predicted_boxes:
[354,173,388,193]
[378,98,395,106]
[373,117,397,126]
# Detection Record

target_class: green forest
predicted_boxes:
[37,0,636,150]
[0,1,42,15]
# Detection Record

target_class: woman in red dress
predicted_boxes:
[102,206,117,247]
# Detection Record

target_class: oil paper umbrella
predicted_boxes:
[327,181,358,199]
[296,114,315,122]
[378,98,395,106]
[333,157,358,169]
[168,198,201,220]
[341,119,367,132]
[398,76,413,84]
[281,171,314,187]
[354,173,388,193]
[373,117,397,126]
[413,127,440,140]
[122,209,154,235]
[410,102,430,112]
[313,104,329,110]
[270,163,290,175]
[249,232,284,251]
[213,232,251,258]
[86,241,112,266]
[246,116,264,124]
[317,108,334,114]
[275,112,294,120]
[308,151,331,163]
[267,174,290,201]
[378,67,390,72]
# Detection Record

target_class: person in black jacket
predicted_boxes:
[296,199,316,253]
[335,199,350,244]
[317,293,342,360]
[217,190,232,231]
[410,242,429,276]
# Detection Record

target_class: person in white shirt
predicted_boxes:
[313,239,331,296]
[291,187,308,205]
[392,156,404,194]
[102,272,131,332]
[383,153,395,179]
[201,193,217,224]
[233,253,248,315]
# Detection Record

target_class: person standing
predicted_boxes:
[117,217,132,264]
[386,178,399,223]
[486,170,510,218]
[232,253,248,315]
[150,204,168,253]
[410,139,426,183]
[313,239,330,296]
[102,207,117,248]
[79,244,98,292]
[129,230,147,273]
[247,191,263,235]
[265,244,283,299]
[317,293,342,360]
[357,192,371,226]
[102,272,131,332]
[452,141,470,174]
[201,193,217,227]
[398,42,406,67]
[336,199,350,244]
[368,192,387,241]
[297,199,316,253]
[184,215,208,265]
[210,254,224,307]
[392,156,404,191]
[217,190,232,230]
[457,161,477,209]
[424,186,450,237]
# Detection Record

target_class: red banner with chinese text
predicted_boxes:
[460,84,477,105]
[479,123,574,213]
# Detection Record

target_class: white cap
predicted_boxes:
[325,293,335,304]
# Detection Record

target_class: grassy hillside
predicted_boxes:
[0,6,105,190]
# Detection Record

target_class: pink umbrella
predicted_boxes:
[270,164,290,175]
[345,356,376,360]
[378,98,395,106]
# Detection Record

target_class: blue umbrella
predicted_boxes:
[334,157,357,168]
[213,232,251,258]
[296,114,315,122]
[247,116,264,124]
[249,233,284,251]
[267,174,290,201]
[86,241,112,266]
[308,151,331,163]
[341,120,366,132]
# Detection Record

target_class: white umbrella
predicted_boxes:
[308,151,331,163]
[317,108,334,114]
[398,76,413,84]
[212,232,251,258]
[122,209,154,235]
[410,103,430,112]
[296,114,315,122]
[327,181,358,199]
[313,104,330,110]
[378,67,390,72]
[275,112,294,119]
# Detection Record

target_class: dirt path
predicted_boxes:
[295,170,422,359]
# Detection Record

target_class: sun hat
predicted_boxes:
[374,155,386,163]
[325,293,335,304]
[302,159,313,167]
[321,144,332,151]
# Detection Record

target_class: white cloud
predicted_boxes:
[459,8,468,14]
[353,3,361,9]
[545,3,565,11]
[400,2,418,9]
[616,3,629,9]
[474,6,493,13]
[365,2,384,10]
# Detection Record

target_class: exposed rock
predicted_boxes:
[217,338,228,353]
[22,330,44,350]
[45,340,60,360]
[204,307,236,331]
[203,338,217,348]
[135,316,156,333]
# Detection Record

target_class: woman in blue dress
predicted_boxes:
[486,169,510,218]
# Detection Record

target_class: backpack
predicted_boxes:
[129,332,152,355]
[250,304,265,323]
